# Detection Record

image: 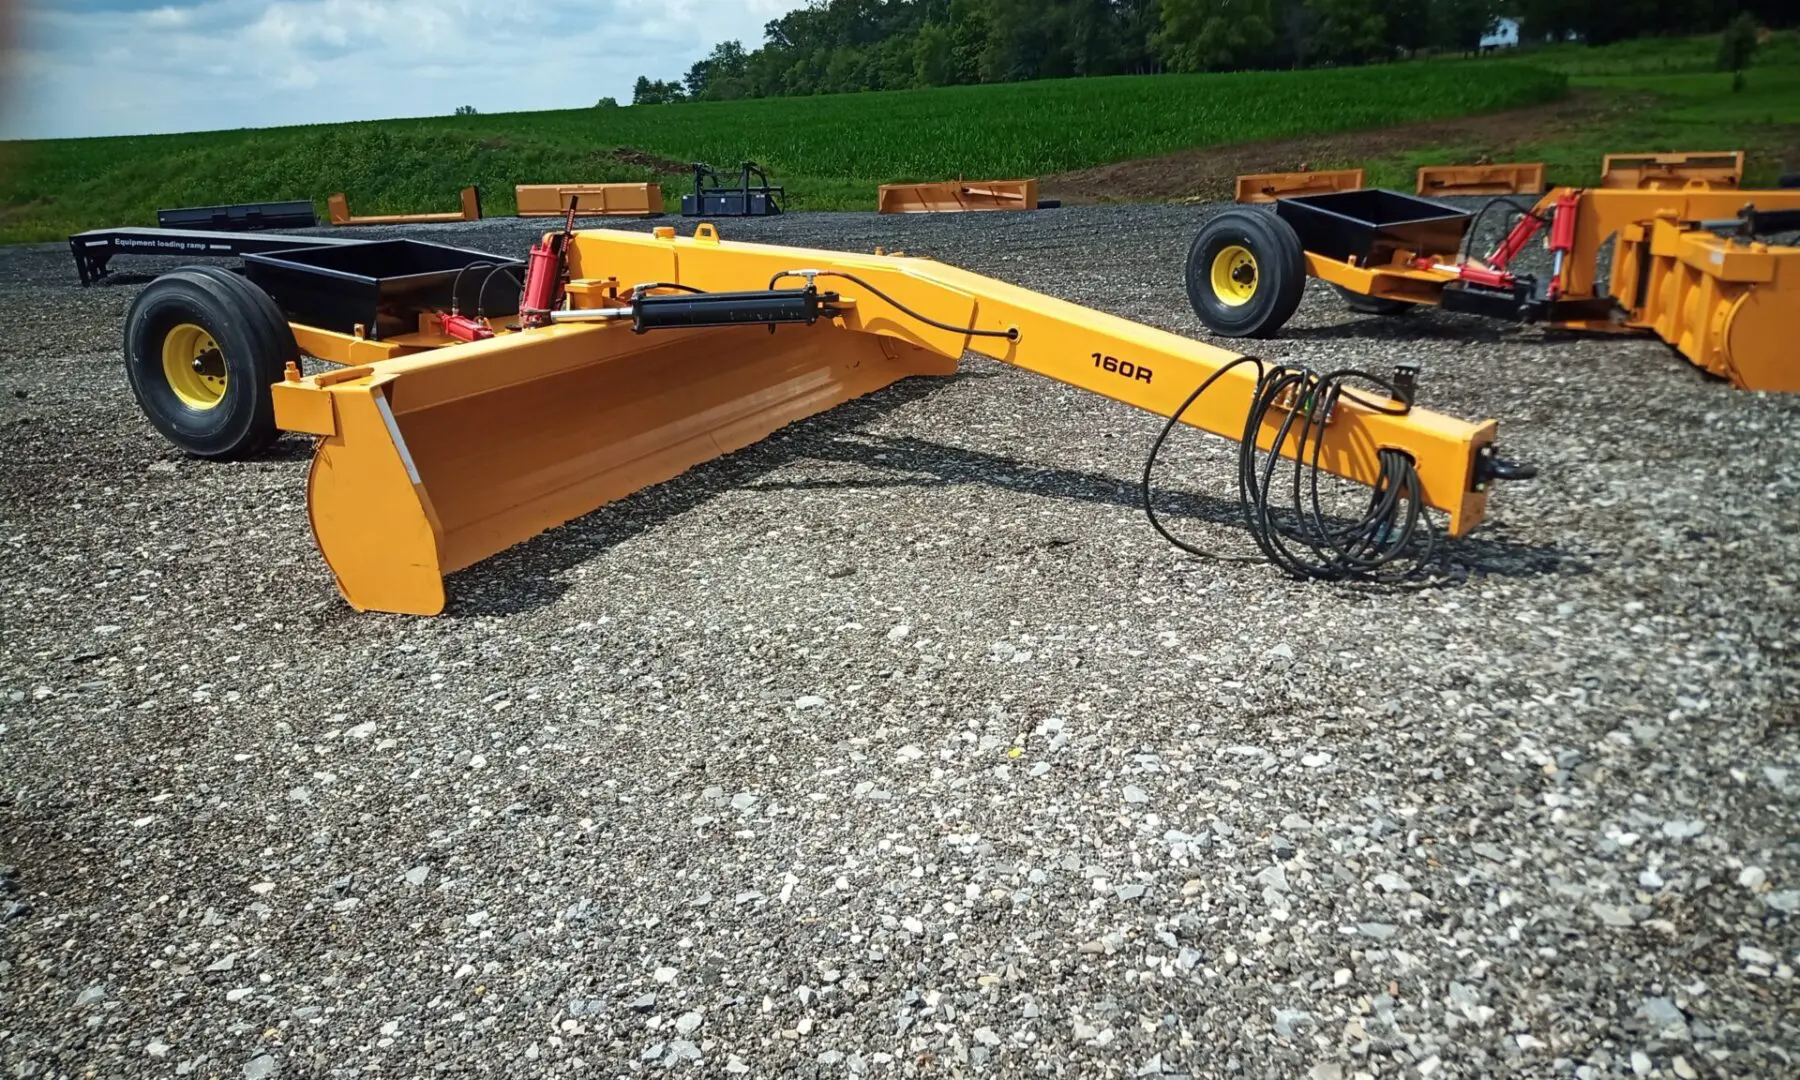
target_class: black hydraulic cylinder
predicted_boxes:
[631,289,832,333]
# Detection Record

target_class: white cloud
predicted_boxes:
[143,6,192,28]
[0,0,811,140]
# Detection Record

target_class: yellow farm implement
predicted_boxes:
[1185,185,1800,392]
[877,180,1040,213]
[117,208,1536,614]
[1235,169,1365,204]
[1599,151,1744,191]
[328,186,483,226]
[515,183,663,217]
[1416,163,1544,197]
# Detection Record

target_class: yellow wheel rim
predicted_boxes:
[1210,245,1258,307]
[161,323,228,410]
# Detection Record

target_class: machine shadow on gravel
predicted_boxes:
[445,369,1574,617]
[443,374,980,617]
[1280,314,1513,345]
[749,432,1580,583]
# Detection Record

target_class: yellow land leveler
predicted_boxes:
[1186,184,1800,392]
[120,206,1538,615]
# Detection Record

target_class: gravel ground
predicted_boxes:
[2,206,1797,1080]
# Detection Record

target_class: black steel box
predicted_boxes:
[1275,189,1472,264]
[243,240,521,338]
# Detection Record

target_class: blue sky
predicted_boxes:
[0,0,809,140]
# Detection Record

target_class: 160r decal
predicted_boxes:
[1093,352,1153,384]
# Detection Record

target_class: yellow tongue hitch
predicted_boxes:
[127,221,1528,616]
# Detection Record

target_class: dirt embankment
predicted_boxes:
[1044,91,1636,202]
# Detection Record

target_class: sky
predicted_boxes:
[0,0,811,141]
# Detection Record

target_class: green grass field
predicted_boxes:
[2,62,1564,243]
[0,31,1794,244]
[1373,30,1800,189]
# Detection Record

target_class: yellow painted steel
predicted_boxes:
[877,179,1039,213]
[327,186,482,226]
[1304,254,1457,306]
[1235,169,1364,203]
[1416,162,1544,196]
[1313,185,1800,391]
[1599,152,1743,191]
[1609,218,1796,391]
[161,323,227,409]
[1210,245,1258,305]
[516,183,663,217]
[271,225,1503,615]
[1534,187,1799,303]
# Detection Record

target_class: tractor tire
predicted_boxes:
[1332,284,1414,316]
[1185,208,1306,338]
[123,266,298,460]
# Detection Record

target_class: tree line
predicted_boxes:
[629,0,1787,104]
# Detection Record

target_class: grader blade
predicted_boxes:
[1235,169,1365,203]
[1599,152,1743,191]
[877,179,1040,213]
[280,321,952,615]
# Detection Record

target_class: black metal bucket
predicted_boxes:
[1276,190,1472,264]
[244,240,522,337]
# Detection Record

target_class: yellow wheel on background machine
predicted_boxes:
[1209,245,1259,307]
[124,266,298,460]
[1185,209,1305,338]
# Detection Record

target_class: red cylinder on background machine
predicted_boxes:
[520,239,561,325]
[1546,191,1580,298]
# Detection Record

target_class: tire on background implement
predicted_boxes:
[1185,208,1306,338]
[1332,284,1414,316]
[123,266,298,460]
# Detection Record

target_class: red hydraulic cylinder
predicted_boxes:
[1456,264,1515,290]
[1545,191,1580,299]
[1489,213,1543,269]
[520,240,562,325]
[440,313,494,342]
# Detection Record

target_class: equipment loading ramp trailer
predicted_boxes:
[1184,186,1800,392]
[69,226,365,286]
[117,220,1536,616]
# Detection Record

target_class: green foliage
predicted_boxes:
[1431,0,1499,54]
[1156,0,1276,72]
[634,0,1784,91]
[913,23,955,87]
[1717,14,1759,75]
[0,60,1565,242]
[1504,25,1795,75]
[1304,0,1387,65]
[631,76,686,105]
[454,105,478,116]
[595,97,620,109]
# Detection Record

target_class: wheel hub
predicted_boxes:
[161,323,228,410]
[1210,245,1259,307]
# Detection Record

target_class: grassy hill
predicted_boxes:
[0,31,1794,245]
[1387,31,1800,188]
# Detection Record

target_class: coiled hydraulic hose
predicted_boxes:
[1142,359,1437,582]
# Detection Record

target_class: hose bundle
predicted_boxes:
[1141,358,1437,583]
